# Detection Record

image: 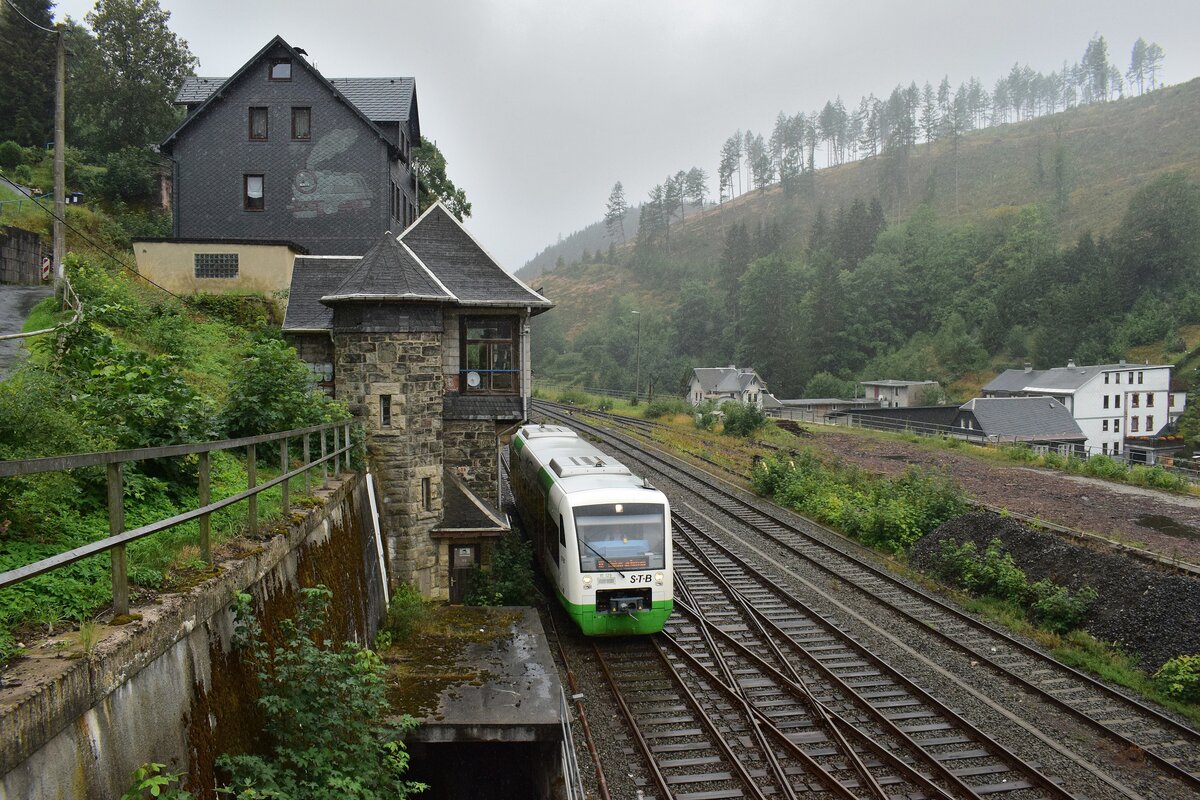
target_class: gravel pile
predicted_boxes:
[910,511,1200,670]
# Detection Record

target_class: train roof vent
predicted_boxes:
[549,455,631,478]
[523,425,578,439]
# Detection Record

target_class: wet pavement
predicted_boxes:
[0,285,54,377]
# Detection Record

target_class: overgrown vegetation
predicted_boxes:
[721,401,768,437]
[752,452,968,553]
[219,586,425,799]
[0,255,346,666]
[929,538,1097,633]
[465,531,535,606]
[1154,654,1200,703]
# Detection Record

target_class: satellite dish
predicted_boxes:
[466,371,481,388]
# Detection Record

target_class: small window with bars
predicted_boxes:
[194,253,239,279]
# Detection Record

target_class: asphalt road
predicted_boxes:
[0,285,53,377]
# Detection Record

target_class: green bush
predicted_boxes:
[694,401,719,431]
[1001,443,1039,463]
[465,531,535,606]
[722,402,768,437]
[751,455,967,554]
[222,339,346,438]
[1154,654,1200,703]
[929,537,1097,633]
[218,587,426,799]
[1029,580,1098,634]
[1081,454,1128,480]
[0,140,24,171]
[556,387,588,405]
[99,147,158,204]
[643,397,692,419]
[385,582,429,642]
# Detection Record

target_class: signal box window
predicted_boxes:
[249,107,268,140]
[292,107,311,140]
[269,58,291,80]
[244,175,264,211]
[461,316,517,394]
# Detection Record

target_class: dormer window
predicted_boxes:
[269,58,292,81]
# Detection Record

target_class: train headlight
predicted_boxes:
[582,575,593,589]
[654,572,664,586]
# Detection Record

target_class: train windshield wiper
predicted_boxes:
[578,538,626,578]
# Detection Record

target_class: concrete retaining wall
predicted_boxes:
[0,471,386,800]
[0,226,46,286]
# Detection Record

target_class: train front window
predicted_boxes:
[574,503,665,572]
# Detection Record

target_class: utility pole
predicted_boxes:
[53,23,65,289]
[631,310,641,403]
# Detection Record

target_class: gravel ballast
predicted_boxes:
[910,510,1200,670]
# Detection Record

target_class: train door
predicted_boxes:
[449,544,480,603]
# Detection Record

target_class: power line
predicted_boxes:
[0,173,190,304]
[3,0,57,34]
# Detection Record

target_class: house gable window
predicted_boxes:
[461,316,517,394]
[1114,419,1120,433]
[1146,393,1154,407]
[1147,415,1154,431]
[269,58,292,81]
[244,174,264,211]
[1103,395,1109,409]
[291,107,311,140]
[1102,420,1109,431]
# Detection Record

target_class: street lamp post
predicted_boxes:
[632,310,641,403]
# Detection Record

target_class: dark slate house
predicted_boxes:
[161,36,419,255]
[953,397,1087,455]
[284,203,554,600]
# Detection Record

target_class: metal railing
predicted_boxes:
[559,688,588,800]
[0,420,357,615]
[774,406,1200,482]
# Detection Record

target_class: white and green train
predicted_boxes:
[510,424,673,636]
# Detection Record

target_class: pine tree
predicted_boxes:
[0,0,56,146]
[1127,38,1148,95]
[685,166,708,208]
[605,181,629,242]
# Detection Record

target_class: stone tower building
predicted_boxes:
[285,203,553,598]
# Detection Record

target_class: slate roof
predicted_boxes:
[959,397,1086,441]
[164,36,412,154]
[436,470,508,533]
[444,395,525,421]
[861,379,937,387]
[284,202,552,330]
[283,256,361,331]
[322,232,454,303]
[983,362,1174,395]
[176,76,417,124]
[327,78,416,122]
[399,204,553,311]
[691,367,764,393]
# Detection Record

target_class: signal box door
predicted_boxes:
[449,544,480,603]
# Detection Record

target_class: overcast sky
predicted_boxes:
[53,0,1200,270]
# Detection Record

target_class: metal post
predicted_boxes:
[53,25,65,289]
[107,463,128,616]
[280,436,290,516]
[333,426,341,477]
[247,444,257,536]
[344,423,352,472]
[198,451,211,563]
[631,310,641,403]
[302,433,311,495]
[320,427,328,487]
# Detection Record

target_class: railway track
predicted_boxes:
[532,401,1200,796]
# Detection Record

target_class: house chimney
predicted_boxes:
[1066,359,1075,368]
[1023,362,1032,373]
[1119,358,1126,366]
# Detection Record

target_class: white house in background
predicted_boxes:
[687,366,767,408]
[982,359,1187,463]
[860,379,941,408]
